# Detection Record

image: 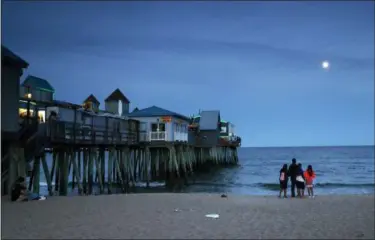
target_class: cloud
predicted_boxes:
[5,22,373,74]
[3,1,373,76]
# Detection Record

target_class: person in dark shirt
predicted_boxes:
[11,177,44,202]
[288,158,299,197]
[11,177,27,202]
[278,164,288,198]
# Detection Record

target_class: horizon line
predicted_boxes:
[241,144,374,148]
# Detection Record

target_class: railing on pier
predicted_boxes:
[173,131,188,142]
[219,136,241,147]
[16,103,148,146]
[47,120,141,145]
[149,131,167,141]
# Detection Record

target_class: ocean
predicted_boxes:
[37,145,374,196]
[185,145,374,195]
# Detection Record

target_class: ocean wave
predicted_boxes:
[191,181,375,191]
[259,182,375,191]
[38,181,374,192]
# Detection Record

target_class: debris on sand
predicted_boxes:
[205,214,220,219]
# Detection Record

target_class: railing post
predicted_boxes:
[105,117,108,143]
[91,115,94,144]
[73,107,77,144]
[136,121,140,143]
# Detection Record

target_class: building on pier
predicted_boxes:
[83,94,100,113]
[20,75,55,102]
[188,110,241,148]
[104,88,130,116]
[1,45,29,195]
[2,46,29,139]
[194,110,221,147]
[19,75,55,123]
[127,106,190,142]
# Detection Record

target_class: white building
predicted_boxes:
[127,106,190,142]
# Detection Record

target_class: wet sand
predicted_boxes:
[2,193,374,239]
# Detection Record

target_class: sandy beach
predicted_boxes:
[2,193,374,239]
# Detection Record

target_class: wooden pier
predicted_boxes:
[27,144,238,196]
[5,106,240,197]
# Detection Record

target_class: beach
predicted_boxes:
[2,193,374,239]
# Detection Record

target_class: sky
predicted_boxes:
[2,1,374,147]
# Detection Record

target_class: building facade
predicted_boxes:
[1,46,29,136]
[127,106,190,142]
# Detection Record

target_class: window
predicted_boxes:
[181,124,186,133]
[221,126,227,133]
[151,123,165,131]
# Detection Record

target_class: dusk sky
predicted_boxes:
[2,1,374,147]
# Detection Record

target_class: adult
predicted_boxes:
[11,177,46,202]
[296,163,305,198]
[288,158,299,197]
[48,111,58,139]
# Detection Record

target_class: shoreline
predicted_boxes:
[2,193,374,239]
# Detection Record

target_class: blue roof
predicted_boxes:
[127,105,190,121]
[22,75,55,93]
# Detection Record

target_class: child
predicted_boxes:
[278,164,288,198]
[304,165,316,198]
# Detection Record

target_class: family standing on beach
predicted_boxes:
[279,158,316,199]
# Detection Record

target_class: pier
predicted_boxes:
[1,45,241,198]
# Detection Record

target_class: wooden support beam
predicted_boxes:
[41,153,53,196]
[32,156,40,194]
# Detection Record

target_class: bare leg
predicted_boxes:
[283,189,287,198]
[301,188,305,198]
[311,187,314,197]
[279,189,282,198]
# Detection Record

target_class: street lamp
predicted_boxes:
[25,87,32,125]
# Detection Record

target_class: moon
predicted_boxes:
[322,60,330,70]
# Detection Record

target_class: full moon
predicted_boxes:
[322,60,330,69]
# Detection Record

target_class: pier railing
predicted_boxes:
[173,131,188,142]
[45,120,142,145]
[219,135,241,147]
[149,131,167,141]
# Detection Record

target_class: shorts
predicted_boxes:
[296,181,305,190]
[280,180,288,189]
[306,184,313,188]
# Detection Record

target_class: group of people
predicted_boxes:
[11,177,46,202]
[278,158,316,199]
